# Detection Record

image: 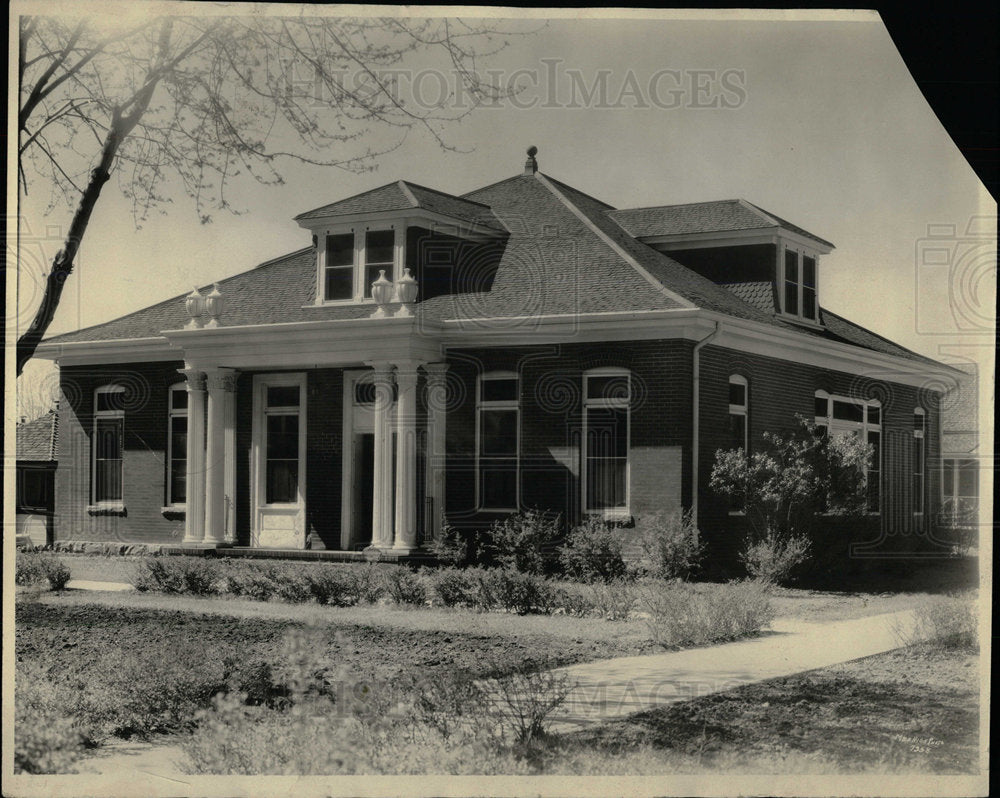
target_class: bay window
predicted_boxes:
[477,371,519,510]
[583,369,630,516]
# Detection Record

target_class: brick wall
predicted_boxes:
[55,361,188,544]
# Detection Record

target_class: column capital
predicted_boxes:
[365,361,396,380]
[422,362,450,382]
[178,367,206,392]
[204,367,238,393]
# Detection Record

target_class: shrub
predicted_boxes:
[306,568,360,607]
[739,528,811,585]
[641,580,774,648]
[550,586,595,617]
[15,554,45,587]
[180,559,221,595]
[586,578,635,621]
[384,566,427,606]
[224,563,282,601]
[43,558,72,591]
[483,568,555,615]
[428,522,471,567]
[907,593,978,651]
[484,662,575,745]
[272,572,313,604]
[632,510,705,580]
[430,568,479,608]
[134,557,220,594]
[349,563,386,604]
[558,516,628,582]
[488,509,562,575]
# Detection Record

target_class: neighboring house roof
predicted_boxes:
[41,167,939,371]
[17,411,58,462]
[294,180,506,233]
[608,199,834,248]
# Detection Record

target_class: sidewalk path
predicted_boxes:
[544,609,918,732]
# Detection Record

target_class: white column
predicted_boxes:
[180,367,206,544]
[393,361,421,552]
[223,375,238,542]
[423,363,449,543]
[369,362,396,549]
[204,368,236,546]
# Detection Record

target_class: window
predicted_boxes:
[728,375,749,453]
[913,408,926,515]
[322,227,397,303]
[782,246,820,322]
[363,229,394,298]
[814,391,881,513]
[18,469,51,512]
[167,384,188,506]
[264,384,302,504]
[942,458,978,526]
[477,371,519,510]
[324,233,355,301]
[583,369,630,515]
[93,385,125,504]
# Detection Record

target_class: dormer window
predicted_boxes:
[781,244,820,323]
[320,227,398,304]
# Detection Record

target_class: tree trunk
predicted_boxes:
[15,124,121,376]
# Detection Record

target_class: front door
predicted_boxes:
[252,373,307,548]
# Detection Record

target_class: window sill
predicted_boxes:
[161,505,186,518]
[87,503,126,517]
[775,312,824,331]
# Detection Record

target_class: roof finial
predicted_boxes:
[524,145,538,175]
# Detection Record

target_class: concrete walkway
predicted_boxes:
[543,609,919,733]
[65,579,134,592]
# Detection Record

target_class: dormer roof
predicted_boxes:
[294,179,507,234]
[608,198,834,250]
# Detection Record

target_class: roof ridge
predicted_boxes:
[535,172,696,310]
[610,198,743,213]
[460,173,529,199]
[540,174,616,210]
[402,180,495,209]
[293,181,407,220]
[397,180,419,207]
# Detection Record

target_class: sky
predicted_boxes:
[13,9,996,432]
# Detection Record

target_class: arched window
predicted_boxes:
[914,408,926,515]
[728,375,749,453]
[477,371,519,510]
[93,385,125,505]
[583,368,630,516]
[167,383,188,506]
[814,391,882,514]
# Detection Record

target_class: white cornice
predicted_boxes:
[295,208,506,240]
[34,337,175,366]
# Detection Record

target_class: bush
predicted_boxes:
[428,522,471,567]
[272,572,313,604]
[488,509,562,575]
[739,528,811,585]
[632,510,704,580]
[586,578,635,621]
[558,516,628,582]
[641,580,774,648]
[908,593,978,651]
[15,552,71,590]
[484,662,576,745]
[305,567,360,607]
[134,557,220,595]
[483,568,555,615]
[384,567,427,606]
[430,568,480,608]
[224,563,282,601]
[349,563,386,604]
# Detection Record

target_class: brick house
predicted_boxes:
[34,149,960,565]
[15,410,58,548]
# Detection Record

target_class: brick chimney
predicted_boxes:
[523,145,538,175]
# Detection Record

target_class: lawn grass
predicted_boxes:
[548,642,980,774]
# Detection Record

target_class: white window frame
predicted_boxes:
[92,384,125,508]
[582,367,631,520]
[728,374,749,453]
[814,391,882,515]
[476,370,520,512]
[941,457,978,527]
[779,243,821,324]
[316,224,401,306]
[914,407,926,516]
[165,382,188,508]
